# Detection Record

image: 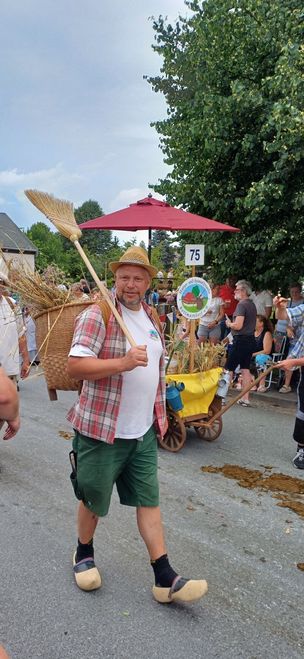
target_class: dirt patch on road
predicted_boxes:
[201,464,304,518]
[58,430,73,440]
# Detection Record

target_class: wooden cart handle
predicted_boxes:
[204,364,277,427]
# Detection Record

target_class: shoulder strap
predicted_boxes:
[96,299,112,328]
[150,306,163,334]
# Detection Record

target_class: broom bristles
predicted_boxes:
[25,189,82,242]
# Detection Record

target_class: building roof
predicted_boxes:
[0,212,37,253]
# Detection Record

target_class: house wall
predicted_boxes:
[0,252,35,276]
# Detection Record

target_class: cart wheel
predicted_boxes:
[195,417,222,441]
[158,411,187,452]
[195,397,223,442]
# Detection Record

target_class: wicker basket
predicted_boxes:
[35,300,93,400]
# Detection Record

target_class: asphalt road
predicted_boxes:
[0,375,303,659]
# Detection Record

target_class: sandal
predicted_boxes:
[152,575,208,604]
[237,399,251,407]
[279,385,292,393]
[73,552,102,591]
[257,386,268,393]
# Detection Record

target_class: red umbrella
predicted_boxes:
[80,195,239,258]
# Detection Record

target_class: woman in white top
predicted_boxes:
[197,283,225,344]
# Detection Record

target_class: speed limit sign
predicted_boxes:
[185,244,205,266]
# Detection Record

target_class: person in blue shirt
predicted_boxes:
[151,288,159,306]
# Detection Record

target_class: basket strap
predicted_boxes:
[96,299,112,328]
[150,307,163,335]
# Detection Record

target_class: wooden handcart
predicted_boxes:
[159,364,275,453]
[159,394,223,452]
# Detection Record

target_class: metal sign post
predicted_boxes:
[189,266,196,372]
[176,245,210,373]
[185,245,205,372]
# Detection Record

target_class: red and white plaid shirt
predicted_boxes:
[67,300,167,443]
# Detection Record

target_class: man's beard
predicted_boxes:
[116,292,144,310]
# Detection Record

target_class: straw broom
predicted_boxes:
[24,190,136,347]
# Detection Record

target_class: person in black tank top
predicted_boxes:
[251,315,274,392]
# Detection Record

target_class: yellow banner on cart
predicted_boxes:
[166,368,223,418]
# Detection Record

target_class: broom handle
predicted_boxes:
[73,240,137,347]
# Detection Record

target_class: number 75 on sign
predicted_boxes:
[185,244,205,266]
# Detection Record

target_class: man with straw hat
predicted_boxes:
[67,246,207,604]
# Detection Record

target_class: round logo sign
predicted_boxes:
[176,277,212,320]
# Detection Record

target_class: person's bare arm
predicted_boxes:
[217,305,225,322]
[0,367,20,439]
[278,357,304,370]
[0,368,19,420]
[226,315,244,331]
[18,335,30,378]
[67,345,148,381]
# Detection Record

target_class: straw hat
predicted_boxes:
[109,246,158,278]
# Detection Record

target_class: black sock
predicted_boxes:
[151,554,178,587]
[76,538,94,562]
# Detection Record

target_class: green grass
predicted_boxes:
[182,302,199,312]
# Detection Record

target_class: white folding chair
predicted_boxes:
[256,333,287,390]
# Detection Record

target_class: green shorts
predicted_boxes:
[71,426,159,516]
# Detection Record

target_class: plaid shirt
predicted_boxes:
[287,304,304,359]
[67,300,167,443]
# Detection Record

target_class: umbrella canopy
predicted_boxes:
[80,196,239,233]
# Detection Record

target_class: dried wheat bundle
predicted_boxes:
[166,321,226,374]
[167,332,226,374]
[7,266,71,314]
[197,341,227,372]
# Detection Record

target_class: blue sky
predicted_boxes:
[0,0,189,245]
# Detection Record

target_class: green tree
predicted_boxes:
[26,223,67,272]
[147,0,304,290]
[74,200,112,256]
[152,230,175,271]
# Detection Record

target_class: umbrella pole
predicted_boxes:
[189,265,196,372]
[148,228,152,261]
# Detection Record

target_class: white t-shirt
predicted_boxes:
[116,305,163,438]
[251,291,273,315]
[199,296,224,326]
[69,304,163,439]
[0,297,20,376]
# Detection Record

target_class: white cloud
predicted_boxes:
[0,164,84,190]
[109,187,164,212]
